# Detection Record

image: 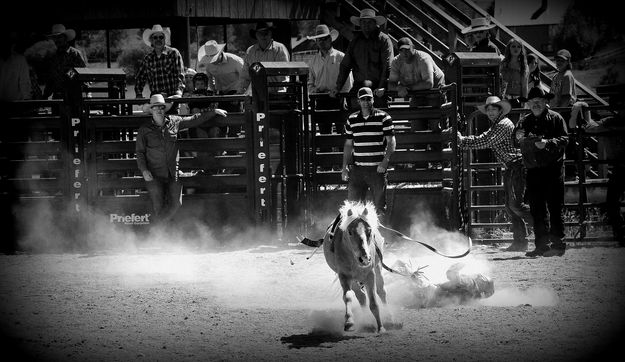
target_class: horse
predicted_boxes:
[323,200,388,333]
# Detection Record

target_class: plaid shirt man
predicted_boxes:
[458,115,522,167]
[135,46,185,97]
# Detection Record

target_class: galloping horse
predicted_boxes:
[323,200,387,333]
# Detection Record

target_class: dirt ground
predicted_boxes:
[1,232,624,362]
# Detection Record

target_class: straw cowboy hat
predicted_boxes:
[249,21,276,39]
[141,94,173,114]
[142,24,171,46]
[477,96,511,116]
[519,87,555,103]
[350,8,386,27]
[48,24,76,41]
[307,24,339,41]
[461,17,496,34]
[197,40,226,63]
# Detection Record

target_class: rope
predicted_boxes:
[378,223,471,259]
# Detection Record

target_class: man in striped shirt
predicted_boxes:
[342,87,396,218]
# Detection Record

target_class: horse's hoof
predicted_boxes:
[377,327,387,334]
[344,322,355,332]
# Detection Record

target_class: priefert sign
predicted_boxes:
[109,213,151,225]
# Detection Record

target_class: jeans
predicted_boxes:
[347,166,388,219]
[503,159,533,242]
[526,165,565,248]
[145,176,183,225]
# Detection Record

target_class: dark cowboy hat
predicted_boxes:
[249,21,276,39]
[48,24,76,41]
[519,87,555,102]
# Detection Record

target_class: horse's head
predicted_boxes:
[339,201,379,267]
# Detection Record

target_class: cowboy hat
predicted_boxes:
[461,17,496,34]
[197,40,226,63]
[142,24,171,47]
[477,96,511,116]
[519,87,555,103]
[249,21,276,39]
[307,24,339,42]
[141,94,173,114]
[350,8,386,27]
[48,24,76,41]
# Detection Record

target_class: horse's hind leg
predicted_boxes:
[339,275,356,332]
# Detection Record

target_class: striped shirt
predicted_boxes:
[135,46,185,97]
[458,116,522,167]
[345,109,394,166]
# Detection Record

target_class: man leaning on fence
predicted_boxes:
[449,96,533,252]
[135,94,228,227]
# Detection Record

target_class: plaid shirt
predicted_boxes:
[135,46,185,97]
[458,116,522,167]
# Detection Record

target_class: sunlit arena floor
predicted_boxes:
[1,229,624,361]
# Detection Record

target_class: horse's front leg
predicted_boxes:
[365,272,385,333]
[339,274,356,332]
[374,263,387,304]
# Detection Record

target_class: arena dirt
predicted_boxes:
[1,232,624,361]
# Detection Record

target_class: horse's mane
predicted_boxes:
[338,200,379,231]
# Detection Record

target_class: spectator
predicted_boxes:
[0,31,32,101]
[134,24,185,114]
[514,87,569,257]
[188,72,221,138]
[197,39,245,136]
[500,38,528,108]
[388,36,445,169]
[184,68,197,94]
[551,49,577,181]
[306,24,353,137]
[42,24,86,100]
[238,21,290,95]
[527,53,541,89]
[454,96,533,251]
[135,94,227,226]
[461,17,500,55]
[179,67,198,115]
[332,8,394,110]
[341,87,396,220]
[577,103,625,246]
[551,49,577,110]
